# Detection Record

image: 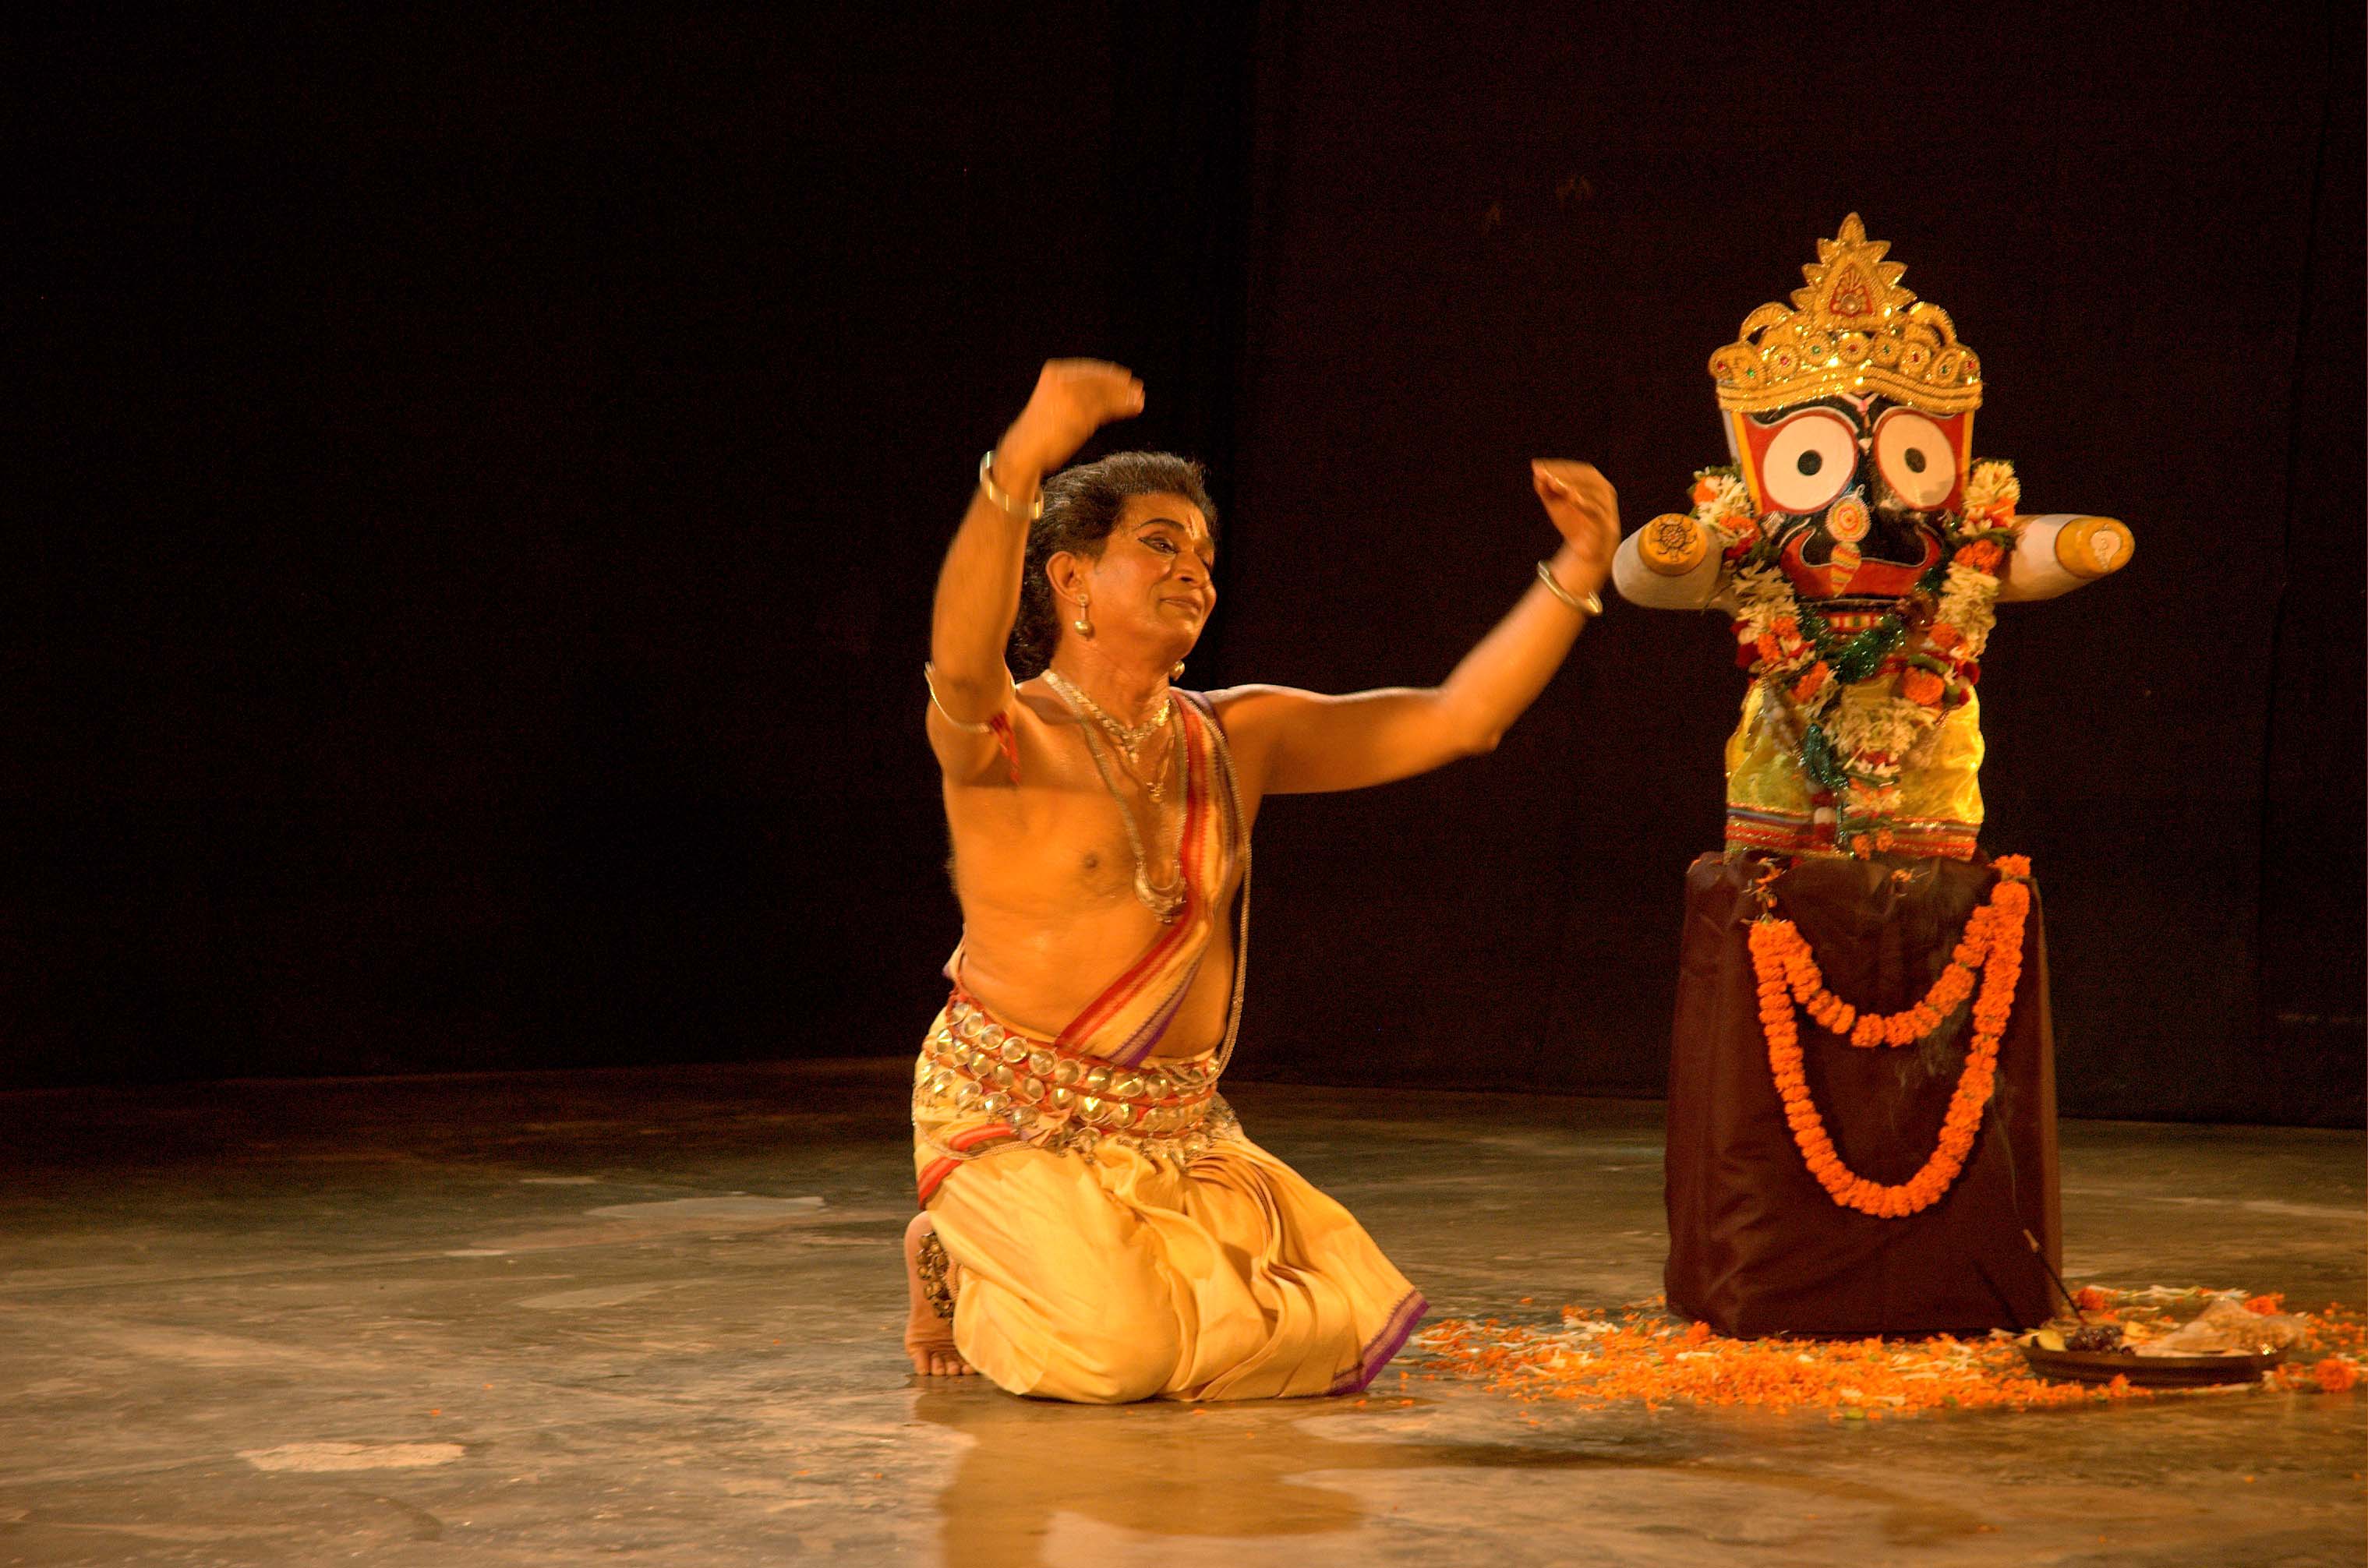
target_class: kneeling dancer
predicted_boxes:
[907,359,1617,1401]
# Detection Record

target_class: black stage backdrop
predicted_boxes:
[19,5,2363,1126]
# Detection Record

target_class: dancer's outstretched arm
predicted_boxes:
[1216,461,1620,796]
[925,359,1143,771]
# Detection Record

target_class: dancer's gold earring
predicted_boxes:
[1073,597,1093,637]
[1170,662,1185,680]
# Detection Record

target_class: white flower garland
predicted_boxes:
[1935,563,2002,657]
[1962,459,2020,519]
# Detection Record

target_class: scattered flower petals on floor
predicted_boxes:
[1410,1288,2368,1418]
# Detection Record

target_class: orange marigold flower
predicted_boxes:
[2313,1358,2357,1393]
[2073,1287,2113,1312]
[2244,1294,2285,1316]
[1901,669,1946,705]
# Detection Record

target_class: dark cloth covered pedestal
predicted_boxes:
[1663,853,2060,1338]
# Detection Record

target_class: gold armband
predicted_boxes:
[924,662,1014,733]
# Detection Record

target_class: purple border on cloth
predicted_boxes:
[1108,955,1200,1069]
[1327,1289,1430,1397]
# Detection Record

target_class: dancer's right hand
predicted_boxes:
[998,359,1147,482]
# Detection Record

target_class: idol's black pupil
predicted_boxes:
[1904,447,1928,474]
[1797,450,1823,475]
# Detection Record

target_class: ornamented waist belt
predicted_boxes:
[921,991,1221,1139]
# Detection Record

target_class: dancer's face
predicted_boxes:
[1062,492,1217,662]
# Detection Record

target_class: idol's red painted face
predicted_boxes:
[1730,394,1973,520]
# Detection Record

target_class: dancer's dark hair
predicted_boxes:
[1007,452,1218,679]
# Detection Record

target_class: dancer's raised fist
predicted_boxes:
[999,359,1147,481]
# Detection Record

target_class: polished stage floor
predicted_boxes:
[0,1058,2359,1566]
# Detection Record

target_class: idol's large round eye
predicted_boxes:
[1759,411,1857,514]
[1873,409,1957,509]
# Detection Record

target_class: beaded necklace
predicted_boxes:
[1043,674,1187,923]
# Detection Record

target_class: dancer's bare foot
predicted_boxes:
[903,1213,974,1377]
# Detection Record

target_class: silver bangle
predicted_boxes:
[1536,560,1603,616]
[978,450,1044,521]
[924,662,1013,733]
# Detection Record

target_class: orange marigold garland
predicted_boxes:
[1750,856,2033,1218]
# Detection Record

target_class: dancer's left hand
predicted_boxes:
[1532,460,1620,597]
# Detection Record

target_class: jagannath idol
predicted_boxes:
[1636,217,2137,1337]
[1613,214,2133,857]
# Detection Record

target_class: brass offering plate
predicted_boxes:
[2017,1344,2285,1388]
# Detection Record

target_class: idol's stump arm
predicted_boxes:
[1613,510,2133,610]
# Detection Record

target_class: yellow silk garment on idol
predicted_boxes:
[1724,680,1988,858]
[913,692,1426,1403]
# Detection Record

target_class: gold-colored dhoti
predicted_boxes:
[912,996,1426,1403]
